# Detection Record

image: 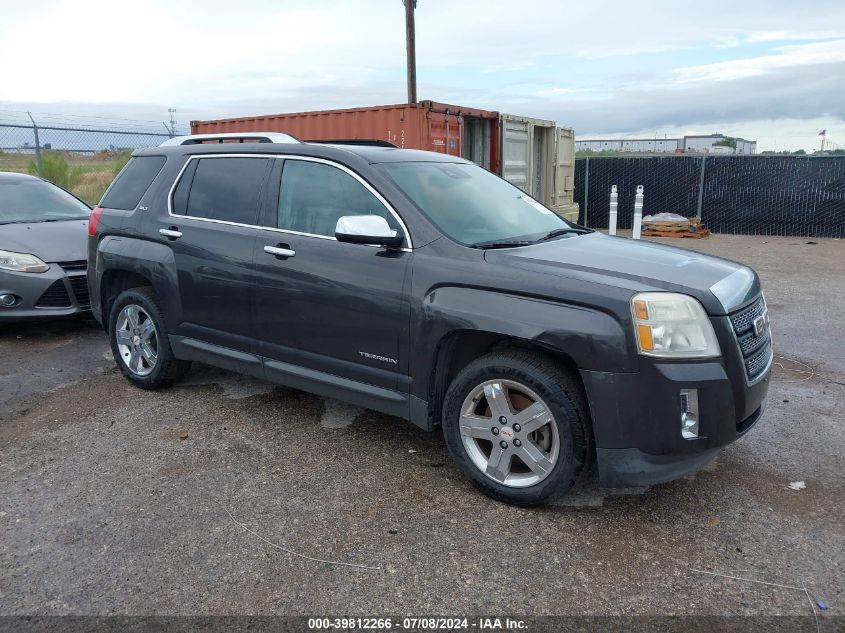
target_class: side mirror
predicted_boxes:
[335,215,404,248]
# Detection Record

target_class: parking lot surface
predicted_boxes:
[0,235,842,619]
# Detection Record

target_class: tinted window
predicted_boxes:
[101,156,166,210]
[182,157,270,225]
[277,160,392,237]
[0,176,90,224]
[377,162,568,246]
[171,159,197,215]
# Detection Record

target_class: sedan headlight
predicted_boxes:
[631,292,720,358]
[0,250,50,273]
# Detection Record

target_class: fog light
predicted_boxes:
[0,293,18,307]
[680,389,699,439]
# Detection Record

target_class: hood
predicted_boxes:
[483,232,759,315]
[0,220,89,263]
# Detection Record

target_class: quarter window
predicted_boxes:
[277,160,394,237]
[101,156,166,210]
[175,157,271,225]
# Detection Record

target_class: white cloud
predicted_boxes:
[743,30,845,43]
[535,87,591,96]
[4,0,845,103]
[0,0,405,102]
[673,39,845,83]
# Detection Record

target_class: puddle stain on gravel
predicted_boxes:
[320,398,365,429]
[179,370,274,400]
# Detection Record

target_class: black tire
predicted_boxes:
[442,349,592,506]
[108,286,191,390]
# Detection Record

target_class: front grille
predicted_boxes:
[746,339,773,378]
[35,280,71,308]
[57,260,87,272]
[729,295,772,381]
[737,329,769,356]
[68,275,90,308]
[730,298,767,334]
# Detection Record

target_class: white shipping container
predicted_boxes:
[551,127,578,216]
[501,113,555,200]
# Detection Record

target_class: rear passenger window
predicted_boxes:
[101,156,166,210]
[176,157,271,225]
[277,160,393,237]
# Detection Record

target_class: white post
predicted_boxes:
[632,185,644,239]
[608,185,618,236]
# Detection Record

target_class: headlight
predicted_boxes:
[0,250,50,273]
[631,292,720,358]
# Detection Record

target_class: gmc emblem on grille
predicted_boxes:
[753,311,770,337]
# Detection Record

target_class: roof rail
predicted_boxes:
[159,132,301,146]
[306,139,398,148]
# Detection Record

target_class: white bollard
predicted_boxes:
[632,185,644,240]
[609,185,618,236]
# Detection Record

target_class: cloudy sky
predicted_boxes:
[2,0,844,151]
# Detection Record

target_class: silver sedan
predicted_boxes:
[0,172,92,322]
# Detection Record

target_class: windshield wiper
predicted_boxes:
[536,227,592,242]
[471,239,536,249]
[473,226,594,249]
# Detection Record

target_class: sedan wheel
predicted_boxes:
[459,379,560,488]
[114,304,158,377]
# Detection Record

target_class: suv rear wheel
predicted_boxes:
[442,350,591,505]
[108,287,190,389]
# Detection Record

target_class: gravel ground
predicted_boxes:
[0,235,842,621]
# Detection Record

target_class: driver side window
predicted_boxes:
[277,160,394,237]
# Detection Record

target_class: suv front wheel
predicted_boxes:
[108,286,191,389]
[442,350,592,505]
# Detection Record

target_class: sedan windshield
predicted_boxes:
[0,176,91,224]
[377,162,575,246]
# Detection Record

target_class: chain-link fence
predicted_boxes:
[574,155,845,238]
[0,114,178,161]
[0,110,185,204]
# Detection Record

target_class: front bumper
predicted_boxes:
[0,265,90,323]
[581,353,770,487]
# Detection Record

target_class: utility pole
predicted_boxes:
[404,0,417,104]
[168,108,177,137]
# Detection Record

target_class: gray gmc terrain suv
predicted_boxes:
[88,133,771,505]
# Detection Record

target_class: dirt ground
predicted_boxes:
[0,234,842,626]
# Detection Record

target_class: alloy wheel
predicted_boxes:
[459,379,560,488]
[115,304,158,377]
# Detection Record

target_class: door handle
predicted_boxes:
[159,227,182,239]
[264,245,296,258]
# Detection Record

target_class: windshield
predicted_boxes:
[0,176,91,224]
[377,162,572,246]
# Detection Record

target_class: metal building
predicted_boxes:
[575,138,681,153]
[682,134,757,154]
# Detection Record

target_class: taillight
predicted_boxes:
[88,206,103,236]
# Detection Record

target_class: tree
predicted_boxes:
[713,136,737,149]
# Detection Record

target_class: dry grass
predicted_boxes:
[0,150,126,205]
[0,152,32,173]
[72,171,114,205]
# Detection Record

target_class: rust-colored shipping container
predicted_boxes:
[191,100,501,173]
[191,101,578,216]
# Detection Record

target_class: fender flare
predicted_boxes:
[95,236,181,325]
[420,286,635,374]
